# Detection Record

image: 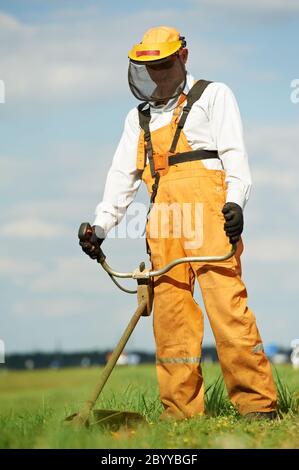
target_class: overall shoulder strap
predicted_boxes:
[171,93,187,124]
[138,102,151,132]
[137,103,156,178]
[169,79,213,154]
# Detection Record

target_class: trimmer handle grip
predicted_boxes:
[78,222,93,242]
[78,222,106,264]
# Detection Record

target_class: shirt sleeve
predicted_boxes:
[93,108,142,237]
[209,83,252,210]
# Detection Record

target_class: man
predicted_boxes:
[80,26,277,420]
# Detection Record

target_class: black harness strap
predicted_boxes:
[169,149,219,165]
[138,103,161,237]
[138,103,161,246]
[138,103,156,178]
[169,79,212,154]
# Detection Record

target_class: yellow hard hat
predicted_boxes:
[128,26,186,62]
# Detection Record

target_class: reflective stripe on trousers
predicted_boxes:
[156,357,201,364]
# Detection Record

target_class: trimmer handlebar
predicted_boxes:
[78,222,237,282]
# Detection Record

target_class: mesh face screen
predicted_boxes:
[128,56,186,103]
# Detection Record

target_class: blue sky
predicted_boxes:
[0,0,298,354]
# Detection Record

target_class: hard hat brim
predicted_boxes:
[128,40,182,62]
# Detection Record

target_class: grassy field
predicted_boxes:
[0,363,298,449]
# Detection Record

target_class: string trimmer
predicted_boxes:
[64,222,236,429]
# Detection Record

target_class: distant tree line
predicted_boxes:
[0,345,292,370]
[0,347,220,370]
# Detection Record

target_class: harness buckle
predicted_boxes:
[153,151,176,176]
[153,152,169,176]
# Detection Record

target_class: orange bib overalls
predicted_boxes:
[137,80,277,419]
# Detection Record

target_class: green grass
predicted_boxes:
[0,364,298,449]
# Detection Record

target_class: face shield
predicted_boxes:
[128,53,186,104]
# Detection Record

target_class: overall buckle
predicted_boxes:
[153,152,175,176]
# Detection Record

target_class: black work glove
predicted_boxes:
[222,202,243,244]
[79,225,105,260]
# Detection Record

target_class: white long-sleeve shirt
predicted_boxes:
[93,73,252,237]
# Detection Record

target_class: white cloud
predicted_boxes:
[30,256,115,294]
[9,199,91,222]
[0,218,69,238]
[0,155,35,190]
[280,271,299,292]
[244,236,299,262]
[251,168,298,190]
[240,124,299,229]
[0,257,43,288]
[12,297,93,317]
[246,124,299,190]
[247,124,299,164]
[0,140,114,236]
[200,0,299,12]
[0,10,124,102]
[0,251,117,294]
[0,139,113,197]
[0,11,29,32]
[0,257,43,278]
[0,7,261,103]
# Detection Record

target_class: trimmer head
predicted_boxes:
[93,409,146,430]
[64,409,146,431]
